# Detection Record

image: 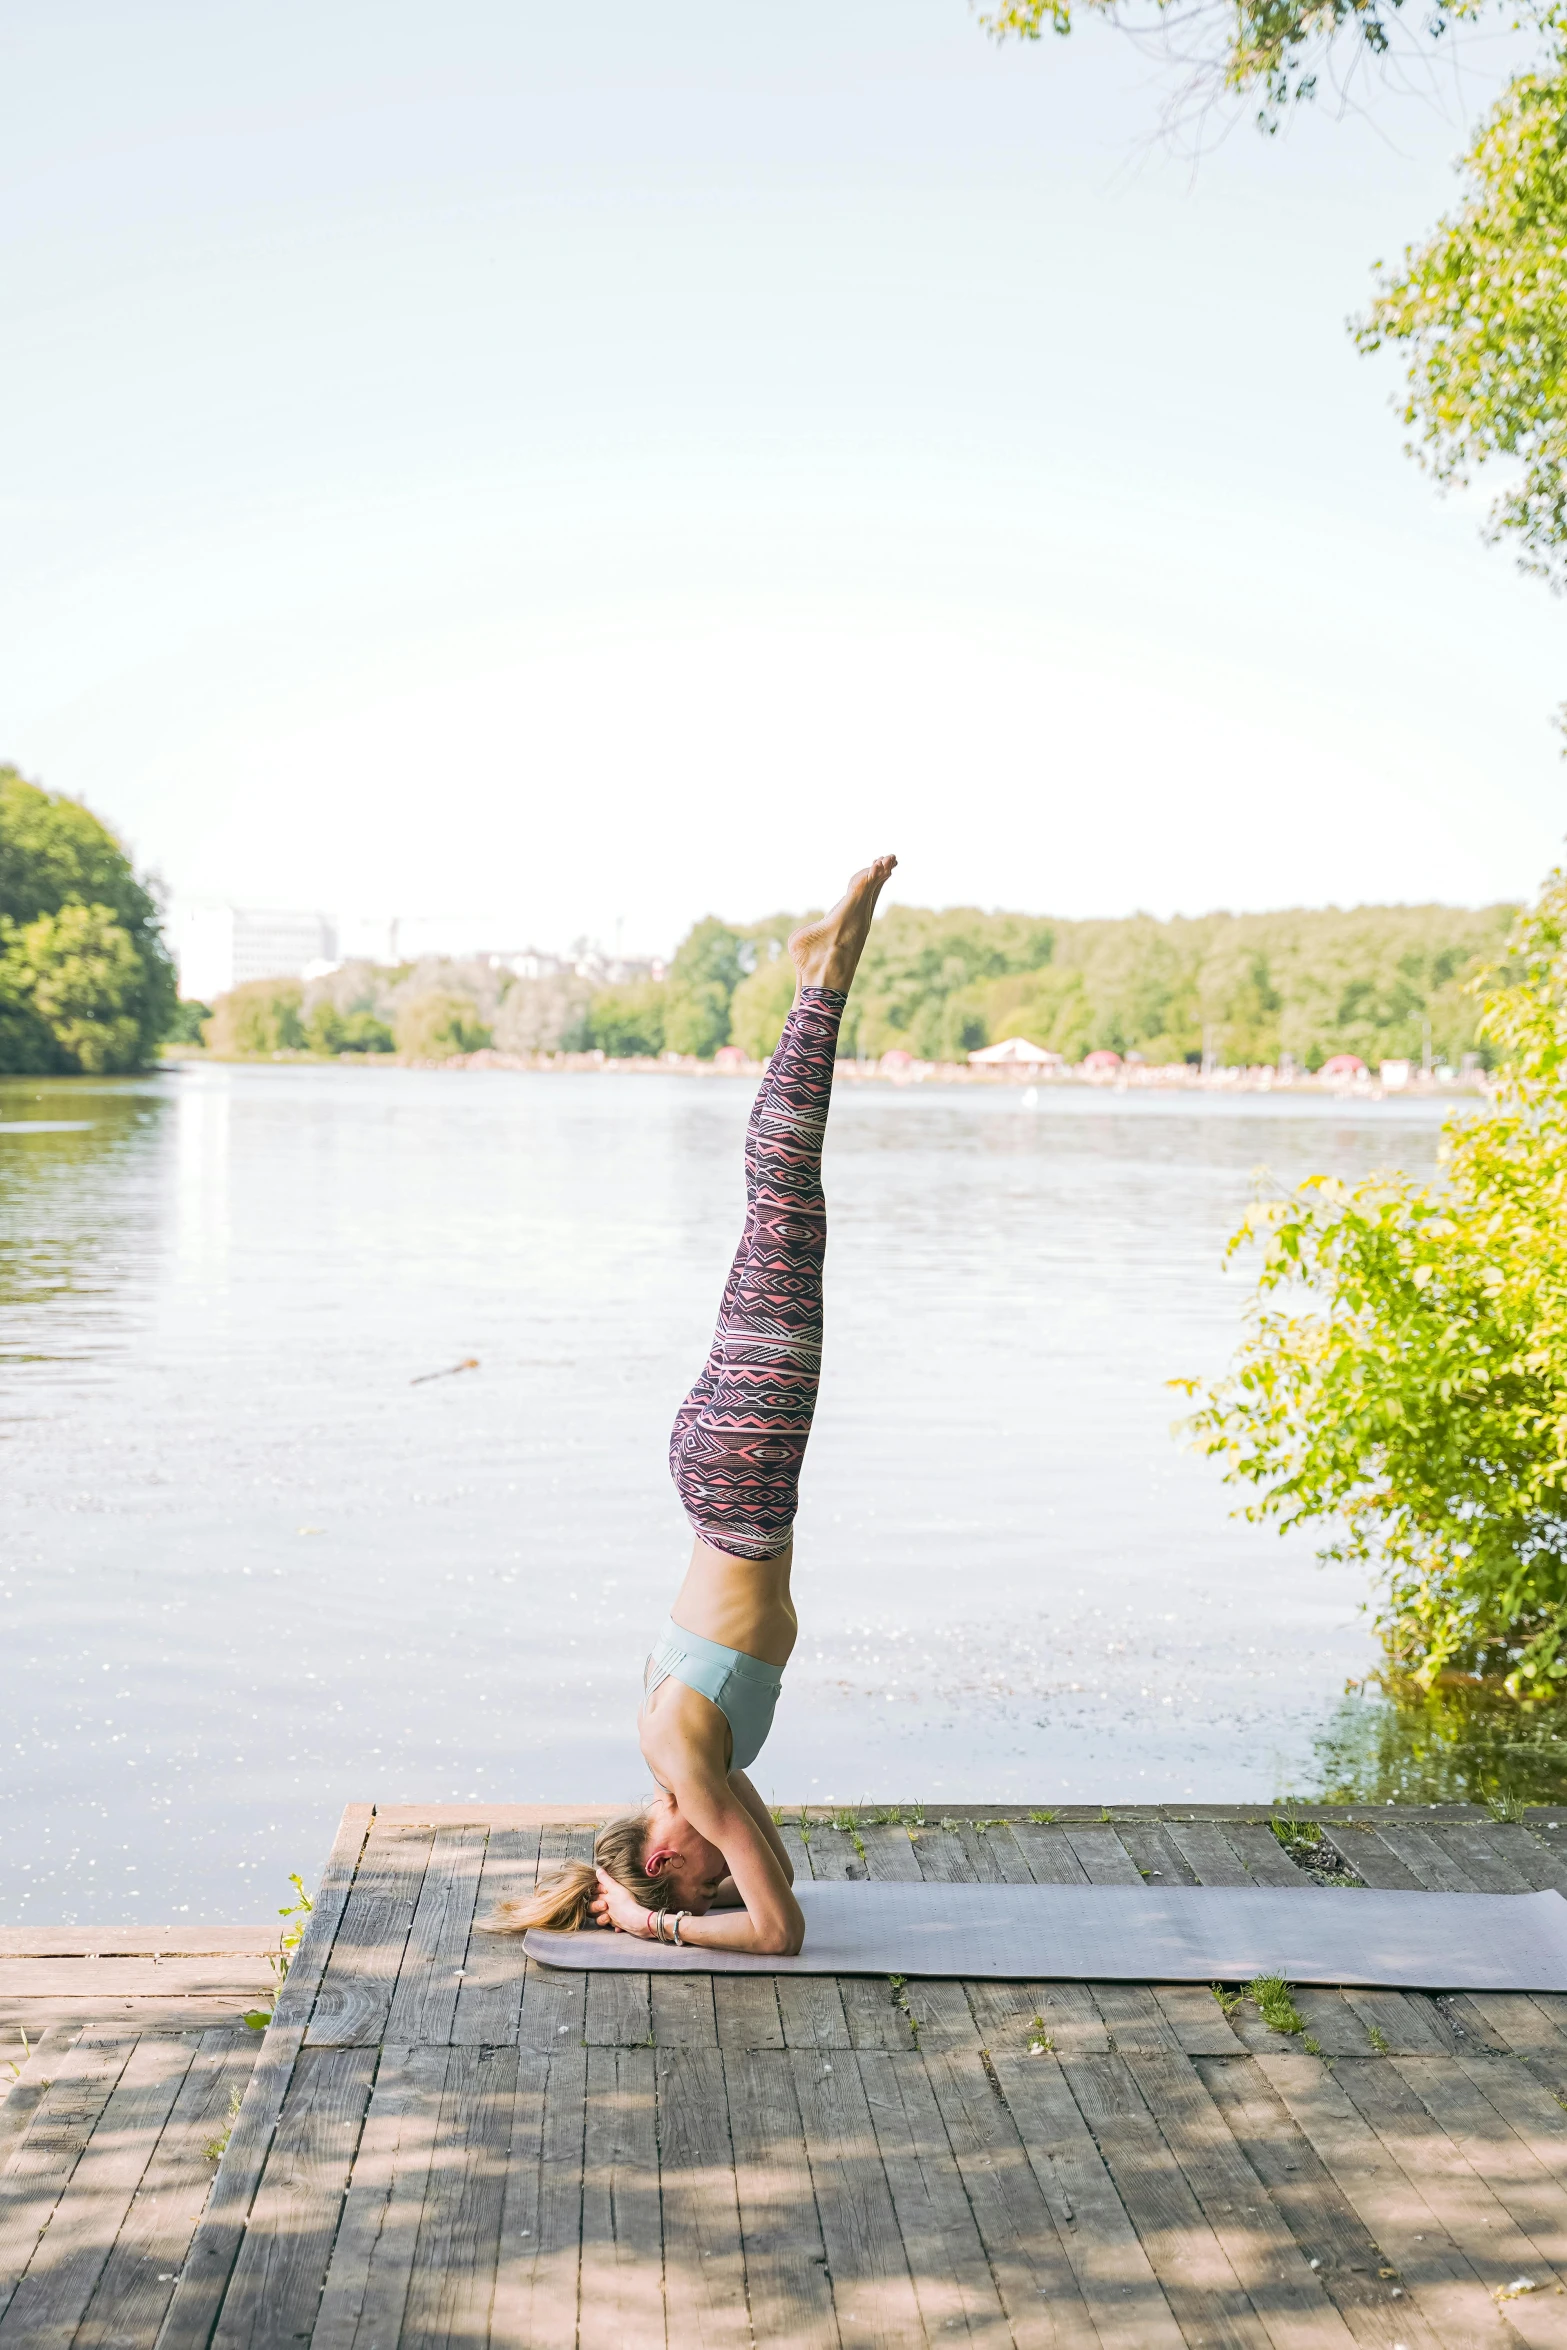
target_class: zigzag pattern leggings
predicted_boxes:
[669,984,847,1560]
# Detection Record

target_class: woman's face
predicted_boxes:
[645,1799,727,1911]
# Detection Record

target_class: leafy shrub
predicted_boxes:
[1180,869,1567,1695]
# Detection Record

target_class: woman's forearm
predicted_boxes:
[677,1903,801,1955]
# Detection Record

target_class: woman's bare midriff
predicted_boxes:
[669,1534,798,1667]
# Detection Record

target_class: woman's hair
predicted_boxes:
[486,1807,678,1934]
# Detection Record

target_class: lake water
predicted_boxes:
[1,1063,1461,1925]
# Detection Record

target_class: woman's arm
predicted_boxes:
[594,1767,804,1954]
[706,1774,794,1904]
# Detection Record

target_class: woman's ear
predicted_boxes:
[643,1843,676,1878]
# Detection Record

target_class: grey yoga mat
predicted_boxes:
[523,1881,1567,1990]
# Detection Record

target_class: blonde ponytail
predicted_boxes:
[486,1808,678,1934]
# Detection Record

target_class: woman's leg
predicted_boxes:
[667,1052,781,1461]
[670,985,847,1559]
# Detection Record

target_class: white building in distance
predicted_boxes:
[172,904,338,1003]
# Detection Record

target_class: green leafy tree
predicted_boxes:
[393,990,490,1060]
[205,978,305,1056]
[0,767,177,1072]
[844,907,1056,1060]
[303,1001,393,1055]
[663,919,745,1057]
[1357,66,1567,588]
[588,981,666,1057]
[981,3,1567,588]
[9,905,145,1074]
[1178,868,1567,1698]
[729,949,798,1060]
[166,999,212,1046]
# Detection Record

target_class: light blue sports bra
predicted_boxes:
[644,1619,784,1774]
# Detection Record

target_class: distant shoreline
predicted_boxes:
[160,1045,1488,1100]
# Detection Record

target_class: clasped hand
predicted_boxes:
[592,1866,654,1936]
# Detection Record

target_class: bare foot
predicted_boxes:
[789,856,898,996]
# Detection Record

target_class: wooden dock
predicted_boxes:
[4,1799,1567,2346]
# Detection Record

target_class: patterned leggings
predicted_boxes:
[669,985,847,1560]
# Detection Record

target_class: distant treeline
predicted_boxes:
[203,899,1517,1070]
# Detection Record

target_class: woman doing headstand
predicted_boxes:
[503,855,896,1954]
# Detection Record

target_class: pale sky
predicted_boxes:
[4,0,1562,956]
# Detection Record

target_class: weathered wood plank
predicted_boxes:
[211,2046,378,2349]
[1330,1828,1426,1894]
[856,1824,921,1883]
[1339,1991,1455,2057]
[400,2043,517,2348]
[924,2048,1097,2349]
[517,1955,588,2054]
[1011,1822,1092,1884]
[791,2049,925,2347]
[1064,1825,1147,1887]
[993,2050,1186,2350]
[491,2049,585,2350]
[585,1969,653,2049]
[153,1805,374,2350]
[1112,1826,1197,1888]
[311,2043,448,2350]
[0,1963,275,1999]
[0,2027,78,2177]
[776,1978,853,2051]
[1258,2048,1522,2350]
[856,2048,1009,2343]
[1394,2054,1567,2294]
[1149,1985,1244,2057]
[1223,1822,1317,1889]
[1062,2053,1268,2350]
[0,2032,192,2347]
[1121,2048,1359,2350]
[1506,1820,1567,1896]
[965,1821,1036,1882]
[453,1824,538,2045]
[659,2049,750,2349]
[0,2000,260,2036]
[72,2030,258,2350]
[723,2050,836,2350]
[0,2034,134,2323]
[651,1973,718,2048]
[1195,2053,1447,2350]
[1163,1821,1257,1889]
[898,1981,981,2054]
[382,1824,487,2046]
[712,1977,784,2052]
[1335,2057,1567,2336]
[1365,1822,1479,1896]
[1430,1822,1536,1897]
[839,1977,916,2053]
[908,1825,979,1885]
[779,1822,814,1883]
[515,1829,594,2052]
[578,2046,665,2350]
[306,1822,434,2047]
[966,1980,1064,2056]
[808,1828,865,1883]
[1026,1985,1112,2059]
[1090,1986,1186,2055]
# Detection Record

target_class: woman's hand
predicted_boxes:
[592,1867,655,1937]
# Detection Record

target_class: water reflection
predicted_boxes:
[1311,1681,1567,1807]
